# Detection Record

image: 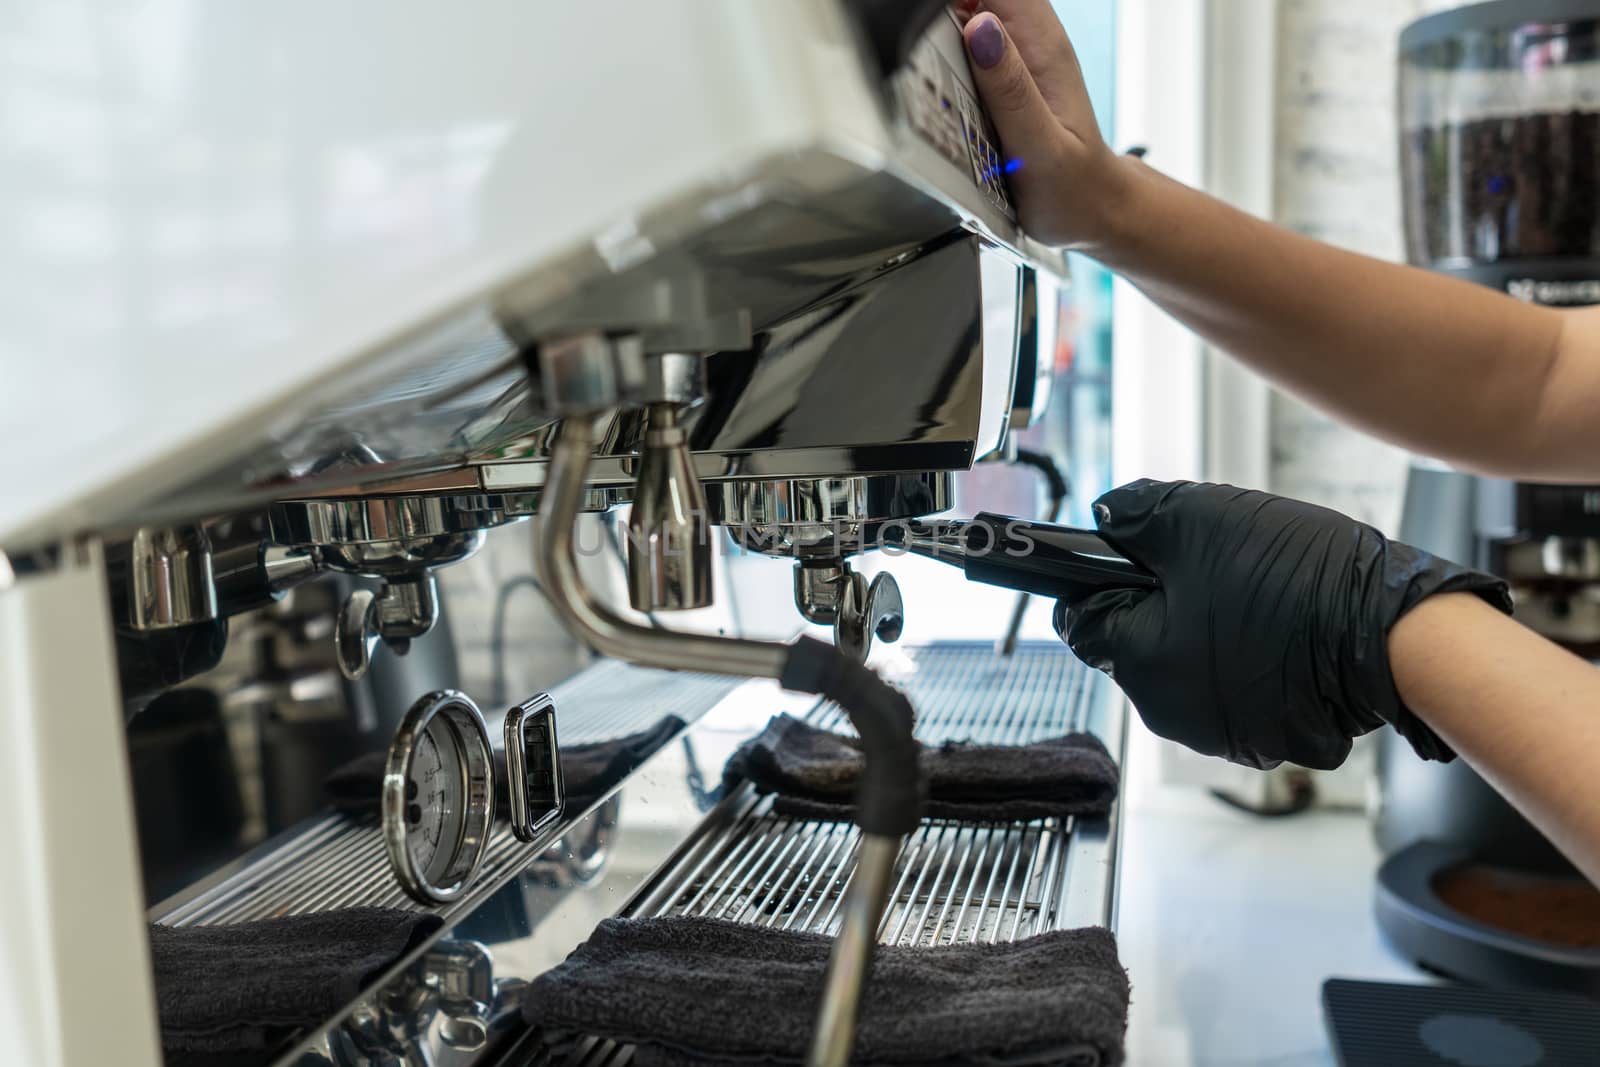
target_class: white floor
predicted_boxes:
[1117,790,1430,1066]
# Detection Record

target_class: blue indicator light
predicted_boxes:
[1003,158,1023,175]
[1487,175,1508,195]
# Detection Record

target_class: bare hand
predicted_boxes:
[955,0,1126,248]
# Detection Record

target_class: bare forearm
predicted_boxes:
[960,0,1600,478]
[1086,158,1600,482]
[1389,593,1600,884]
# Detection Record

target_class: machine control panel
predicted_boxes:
[897,32,1016,220]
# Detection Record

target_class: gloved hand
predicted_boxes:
[1054,480,1512,770]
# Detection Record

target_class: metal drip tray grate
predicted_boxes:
[632,644,1101,944]
[640,799,1071,946]
[516,644,1118,1066]
[152,664,742,927]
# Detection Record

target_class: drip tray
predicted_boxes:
[511,642,1125,1066]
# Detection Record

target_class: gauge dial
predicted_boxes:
[383,691,494,904]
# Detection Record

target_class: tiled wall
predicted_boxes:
[1269,0,1456,533]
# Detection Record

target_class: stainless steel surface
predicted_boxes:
[273,495,537,681]
[128,525,218,630]
[534,416,790,680]
[642,352,706,408]
[505,694,565,845]
[793,561,905,663]
[794,560,851,626]
[712,473,955,558]
[382,691,497,904]
[482,238,1016,495]
[259,544,322,595]
[807,834,899,1067]
[1009,268,1059,432]
[271,495,529,552]
[372,574,441,643]
[834,570,904,663]
[626,405,713,612]
[535,333,649,416]
[334,575,444,680]
[334,587,382,681]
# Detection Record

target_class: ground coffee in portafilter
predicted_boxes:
[1404,110,1600,265]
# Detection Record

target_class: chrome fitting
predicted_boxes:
[627,404,713,612]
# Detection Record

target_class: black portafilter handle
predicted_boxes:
[896,512,1159,598]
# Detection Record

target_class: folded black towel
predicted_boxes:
[523,916,1129,1066]
[723,714,1118,823]
[150,908,442,1066]
[324,715,687,818]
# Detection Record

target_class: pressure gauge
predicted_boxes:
[383,690,495,904]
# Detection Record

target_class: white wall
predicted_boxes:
[1268,0,1457,532]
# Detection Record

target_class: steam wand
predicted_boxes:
[533,415,922,1067]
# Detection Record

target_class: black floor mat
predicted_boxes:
[1323,977,1600,1066]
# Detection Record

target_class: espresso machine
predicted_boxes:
[0,4,1132,1065]
[1372,0,1600,994]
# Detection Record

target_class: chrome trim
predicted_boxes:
[834,570,904,664]
[484,443,981,492]
[1009,268,1060,431]
[504,693,565,845]
[269,494,530,550]
[382,690,496,904]
[128,525,217,630]
[333,573,447,680]
[334,587,381,681]
[705,473,954,530]
[793,561,906,663]
[535,332,648,415]
[626,405,714,612]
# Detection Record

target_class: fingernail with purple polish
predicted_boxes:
[968,14,1006,69]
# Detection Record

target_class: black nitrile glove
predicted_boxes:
[1054,480,1513,770]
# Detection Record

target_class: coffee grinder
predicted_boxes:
[1372,0,1600,994]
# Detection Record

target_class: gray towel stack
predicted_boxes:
[523,916,1130,1066]
[150,908,441,1066]
[723,714,1119,823]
